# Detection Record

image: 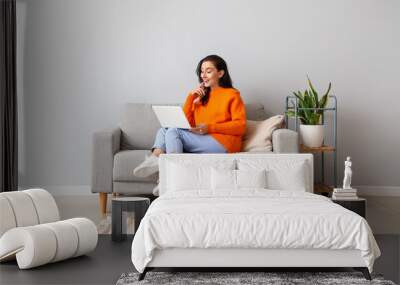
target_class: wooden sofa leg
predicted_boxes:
[99,192,107,217]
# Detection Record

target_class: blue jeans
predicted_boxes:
[152,128,227,153]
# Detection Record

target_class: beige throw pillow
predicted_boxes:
[242,115,284,152]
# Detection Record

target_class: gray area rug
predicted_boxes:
[116,271,396,285]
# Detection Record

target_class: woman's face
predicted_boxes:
[200,61,224,88]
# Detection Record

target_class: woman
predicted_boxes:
[133,54,246,178]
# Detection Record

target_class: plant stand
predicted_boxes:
[285,95,337,195]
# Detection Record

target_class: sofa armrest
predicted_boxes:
[272,129,299,153]
[91,127,121,194]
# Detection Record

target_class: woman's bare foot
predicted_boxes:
[152,148,164,157]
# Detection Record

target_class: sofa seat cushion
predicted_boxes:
[113,150,158,182]
[242,115,284,152]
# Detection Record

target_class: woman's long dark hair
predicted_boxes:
[195,55,234,105]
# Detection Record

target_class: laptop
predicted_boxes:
[152,105,191,129]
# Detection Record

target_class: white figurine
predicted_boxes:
[343,156,352,189]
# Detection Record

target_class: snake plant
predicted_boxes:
[287,77,332,125]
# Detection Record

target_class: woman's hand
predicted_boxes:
[190,124,208,135]
[191,83,206,105]
[190,82,206,98]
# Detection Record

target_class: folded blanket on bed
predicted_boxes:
[131,190,380,273]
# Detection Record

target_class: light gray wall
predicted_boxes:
[17,0,400,194]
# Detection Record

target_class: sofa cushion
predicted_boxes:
[113,150,158,183]
[119,104,165,150]
[119,103,268,150]
[242,115,284,152]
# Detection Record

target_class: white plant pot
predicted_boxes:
[300,124,324,147]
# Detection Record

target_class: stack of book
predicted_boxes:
[332,188,358,200]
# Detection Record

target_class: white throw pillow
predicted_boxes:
[211,168,236,190]
[242,115,284,152]
[237,169,267,188]
[167,160,235,191]
[266,161,307,191]
[237,159,308,192]
[211,168,267,190]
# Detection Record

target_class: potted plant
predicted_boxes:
[287,77,332,147]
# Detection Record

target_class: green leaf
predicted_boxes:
[286,110,306,124]
[290,77,332,124]
[292,91,302,102]
[309,89,318,108]
[323,82,332,98]
[292,91,306,114]
[307,76,319,108]
[304,91,314,108]
[319,94,328,109]
[303,91,314,124]
[296,90,304,99]
[313,113,321,124]
[318,83,330,109]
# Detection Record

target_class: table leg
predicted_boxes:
[112,201,123,242]
[134,201,150,235]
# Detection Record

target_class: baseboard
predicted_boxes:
[17,185,400,196]
[355,186,400,197]
[18,185,92,196]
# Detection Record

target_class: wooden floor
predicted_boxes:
[0,235,399,285]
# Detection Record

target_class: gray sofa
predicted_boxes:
[91,103,299,215]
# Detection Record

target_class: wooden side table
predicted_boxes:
[332,198,366,218]
[112,197,150,242]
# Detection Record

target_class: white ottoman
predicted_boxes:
[0,189,98,269]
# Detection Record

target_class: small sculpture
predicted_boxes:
[343,156,352,189]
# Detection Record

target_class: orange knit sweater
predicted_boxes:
[183,87,246,153]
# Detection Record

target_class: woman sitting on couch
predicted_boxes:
[133,54,246,178]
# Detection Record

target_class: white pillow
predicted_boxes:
[237,159,308,192]
[167,160,235,192]
[211,168,267,190]
[211,168,236,190]
[242,115,284,152]
[237,169,267,188]
[266,161,307,191]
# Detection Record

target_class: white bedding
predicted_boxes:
[131,190,380,273]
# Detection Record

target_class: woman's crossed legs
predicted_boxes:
[133,128,226,178]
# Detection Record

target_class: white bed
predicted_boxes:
[131,154,380,280]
